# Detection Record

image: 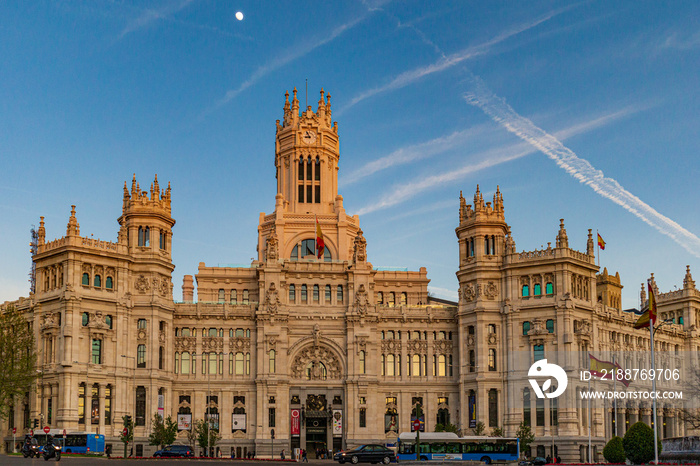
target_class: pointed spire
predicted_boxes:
[131,173,137,196]
[154,174,160,199]
[66,205,80,236]
[586,228,594,255]
[556,219,568,248]
[38,216,46,245]
[649,273,658,296]
[683,265,695,289]
[640,283,646,304]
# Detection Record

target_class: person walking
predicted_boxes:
[302,449,308,462]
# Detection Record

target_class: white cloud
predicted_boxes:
[119,0,195,39]
[465,79,700,258]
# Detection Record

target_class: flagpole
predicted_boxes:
[650,307,659,465]
[596,229,600,268]
[588,355,592,463]
[613,354,618,438]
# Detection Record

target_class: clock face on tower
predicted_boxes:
[301,130,317,144]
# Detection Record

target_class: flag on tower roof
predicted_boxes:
[597,233,606,250]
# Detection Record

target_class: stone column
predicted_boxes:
[98,383,106,436]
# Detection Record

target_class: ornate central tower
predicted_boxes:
[257,87,359,263]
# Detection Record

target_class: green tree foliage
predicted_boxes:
[516,422,535,457]
[435,423,459,433]
[148,414,178,449]
[491,427,504,437]
[622,422,662,464]
[603,436,626,463]
[473,421,486,436]
[0,305,37,420]
[194,418,221,454]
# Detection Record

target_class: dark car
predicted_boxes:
[334,444,396,464]
[531,457,547,466]
[153,444,194,458]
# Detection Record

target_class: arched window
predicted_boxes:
[181,352,190,374]
[82,272,89,286]
[298,158,304,181]
[488,348,497,371]
[181,328,190,337]
[401,292,407,305]
[488,389,498,427]
[386,354,395,376]
[359,350,366,374]
[301,285,308,303]
[438,354,446,376]
[289,284,295,302]
[291,239,332,261]
[105,315,112,329]
[313,284,319,303]
[533,283,541,296]
[138,319,147,329]
[337,285,344,303]
[246,352,250,375]
[242,289,249,305]
[230,289,237,304]
[234,353,244,375]
[106,276,113,289]
[235,328,245,338]
[325,285,331,302]
[82,312,89,326]
[93,275,101,287]
[209,352,217,374]
[436,408,450,427]
[218,289,225,303]
[546,319,555,333]
[209,328,217,337]
[137,344,146,368]
[534,344,545,362]
[412,354,421,376]
[269,350,276,373]
[523,321,531,335]
[522,285,530,297]
[305,361,327,380]
[377,292,383,305]
[388,292,395,307]
[545,282,554,295]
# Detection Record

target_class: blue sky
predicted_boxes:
[2,0,699,309]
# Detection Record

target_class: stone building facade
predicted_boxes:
[2,87,698,459]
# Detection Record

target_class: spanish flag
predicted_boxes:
[597,233,606,250]
[315,217,325,259]
[634,281,657,329]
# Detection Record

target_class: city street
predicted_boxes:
[1,456,330,466]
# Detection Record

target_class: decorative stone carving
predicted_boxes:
[463,283,476,302]
[230,338,251,351]
[40,312,59,331]
[356,335,368,353]
[202,337,224,351]
[484,281,498,299]
[135,275,150,293]
[381,340,402,353]
[488,334,497,345]
[354,284,369,314]
[434,340,453,353]
[290,345,342,380]
[264,283,281,314]
[174,337,196,350]
[353,229,367,263]
[266,231,279,261]
[267,335,277,350]
[407,340,427,353]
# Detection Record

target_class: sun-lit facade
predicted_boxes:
[1,88,698,459]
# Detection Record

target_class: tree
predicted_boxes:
[0,305,37,420]
[622,421,662,465]
[148,414,178,449]
[516,422,535,458]
[435,423,459,433]
[491,427,504,437]
[603,436,625,464]
[473,421,486,436]
[679,366,700,429]
[195,418,221,456]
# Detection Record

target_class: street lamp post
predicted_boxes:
[120,355,135,458]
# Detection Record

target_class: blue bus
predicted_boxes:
[397,432,519,464]
[57,432,106,454]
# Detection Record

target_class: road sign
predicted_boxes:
[413,420,420,431]
[43,426,50,434]
[12,427,16,434]
[123,427,128,436]
[63,429,66,436]
[30,429,34,436]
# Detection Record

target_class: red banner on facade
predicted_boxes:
[291,409,300,436]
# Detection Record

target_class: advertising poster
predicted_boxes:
[232,414,247,431]
[177,414,191,430]
[469,394,477,428]
[332,409,342,435]
[291,409,300,436]
[158,395,165,419]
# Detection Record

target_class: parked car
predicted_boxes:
[334,445,396,464]
[153,444,194,458]
[532,457,547,466]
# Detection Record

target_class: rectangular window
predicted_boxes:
[91,385,99,424]
[78,385,85,424]
[268,408,276,428]
[235,353,244,375]
[47,398,52,425]
[209,353,218,375]
[325,285,331,302]
[536,397,545,426]
[313,285,319,303]
[105,386,112,425]
[359,408,367,428]
[314,185,320,204]
[135,387,146,426]
[534,344,545,362]
[243,290,249,305]
[301,285,307,303]
[298,185,304,203]
[91,339,102,364]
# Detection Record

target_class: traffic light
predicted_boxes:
[33,419,39,428]
[124,415,132,425]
